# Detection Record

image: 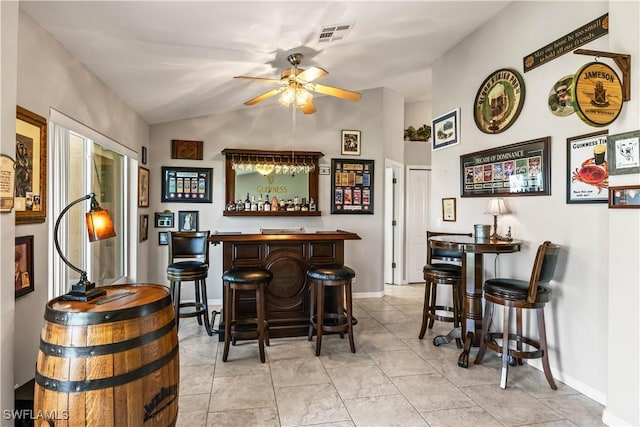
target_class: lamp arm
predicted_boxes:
[53,193,93,281]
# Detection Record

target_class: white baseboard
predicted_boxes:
[601,409,634,426]
[526,359,606,404]
[353,291,385,299]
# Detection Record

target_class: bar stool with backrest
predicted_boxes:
[474,241,561,389]
[167,230,212,335]
[307,264,356,356]
[221,267,273,363]
[419,230,472,347]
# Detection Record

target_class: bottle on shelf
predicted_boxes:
[309,197,316,212]
[279,199,286,211]
[271,195,279,211]
[250,195,258,211]
[226,200,236,211]
[257,193,264,211]
[244,193,251,211]
[236,199,244,211]
[301,197,309,212]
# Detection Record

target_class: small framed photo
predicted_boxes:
[155,211,175,228]
[138,166,150,207]
[139,214,149,242]
[158,231,169,245]
[442,198,457,222]
[432,108,460,151]
[171,139,204,160]
[566,130,609,204]
[341,130,361,156]
[178,210,199,231]
[15,235,34,298]
[607,130,640,175]
[609,185,640,208]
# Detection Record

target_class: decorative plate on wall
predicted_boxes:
[573,62,623,127]
[548,75,575,117]
[473,68,526,134]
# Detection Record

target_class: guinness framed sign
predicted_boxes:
[474,69,525,134]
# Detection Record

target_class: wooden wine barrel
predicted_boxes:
[34,284,179,426]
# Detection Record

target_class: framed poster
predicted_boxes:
[331,158,374,214]
[473,69,525,134]
[139,214,149,242]
[607,130,640,176]
[15,235,34,298]
[442,198,456,221]
[566,130,609,204]
[161,166,213,203]
[460,136,550,198]
[15,106,47,224]
[432,108,460,151]
[138,166,150,207]
[178,210,199,231]
[341,130,361,156]
[171,139,203,160]
[609,185,640,208]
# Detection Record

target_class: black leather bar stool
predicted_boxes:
[474,241,561,389]
[307,265,356,356]
[222,267,273,363]
[167,231,212,335]
[419,230,472,347]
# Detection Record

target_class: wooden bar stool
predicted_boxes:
[419,230,471,347]
[167,231,212,335]
[474,241,561,389]
[307,265,356,356]
[222,267,273,363]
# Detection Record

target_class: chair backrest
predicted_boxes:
[426,230,472,264]
[527,241,560,303]
[168,231,210,266]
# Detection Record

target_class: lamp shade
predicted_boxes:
[86,208,116,242]
[486,198,509,215]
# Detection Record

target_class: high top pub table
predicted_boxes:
[209,230,361,339]
[428,235,521,368]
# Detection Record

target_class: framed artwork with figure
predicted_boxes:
[15,235,34,298]
[566,130,608,204]
[178,210,199,231]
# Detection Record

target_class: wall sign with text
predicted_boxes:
[460,137,551,198]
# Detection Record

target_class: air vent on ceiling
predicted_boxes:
[318,23,353,43]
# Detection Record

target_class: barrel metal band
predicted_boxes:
[44,294,171,325]
[35,344,179,392]
[39,318,176,358]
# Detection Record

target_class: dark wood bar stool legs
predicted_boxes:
[222,268,273,363]
[419,231,471,348]
[474,241,561,389]
[307,265,356,356]
[167,231,213,336]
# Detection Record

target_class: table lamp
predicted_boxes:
[486,198,510,240]
[54,192,116,301]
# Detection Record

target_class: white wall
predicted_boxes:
[404,100,432,166]
[431,1,639,424]
[11,11,149,389]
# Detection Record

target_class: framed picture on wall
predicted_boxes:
[139,214,149,242]
[330,158,374,214]
[432,108,460,151]
[607,130,640,176]
[178,210,199,231]
[158,231,169,245]
[15,235,34,298]
[161,166,212,203]
[138,166,150,207]
[341,130,361,156]
[566,130,608,204]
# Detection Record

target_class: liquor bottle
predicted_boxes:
[309,197,317,212]
[294,196,301,211]
[244,193,251,211]
[263,194,271,211]
[250,195,258,211]
[236,199,244,211]
[301,197,309,211]
[226,200,235,211]
[279,199,286,211]
[286,199,294,211]
[257,193,264,211]
[271,195,279,211]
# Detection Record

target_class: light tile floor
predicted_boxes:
[176,283,605,427]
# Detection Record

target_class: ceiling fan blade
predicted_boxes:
[234,76,282,84]
[295,66,328,83]
[308,83,362,102]
[244,88,284,105]
[299,100,317,115]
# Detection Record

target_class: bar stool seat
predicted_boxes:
[307,265,356,356]
[167,231,212,336]
[222,267,273,363]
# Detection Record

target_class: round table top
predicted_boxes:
[429,235,521,254]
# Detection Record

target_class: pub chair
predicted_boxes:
[221,267,273,363]
[167,230,213,335]
[419,230,472,347]
[307,265,356,356]
[474,241,561,390]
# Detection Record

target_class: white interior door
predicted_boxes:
[405,166,430,283]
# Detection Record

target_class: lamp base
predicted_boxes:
[59,283,106,302]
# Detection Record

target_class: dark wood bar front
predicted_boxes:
[209,230,361,340]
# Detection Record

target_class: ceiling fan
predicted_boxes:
[234,53,361,114]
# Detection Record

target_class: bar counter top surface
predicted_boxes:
[209,229,361,243]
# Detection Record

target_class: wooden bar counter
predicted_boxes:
[209,230,361,339]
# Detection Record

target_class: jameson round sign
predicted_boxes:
[474,69,525,134]
[573,62,623,127]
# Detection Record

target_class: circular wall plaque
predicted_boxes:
[474,68,525,134]
[573,62,623,127]
[548,75,575,117]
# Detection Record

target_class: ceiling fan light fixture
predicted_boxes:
[295,88,313,107]
[278,87,295,107]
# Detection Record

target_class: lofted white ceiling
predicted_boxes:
[20,1,511,124]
